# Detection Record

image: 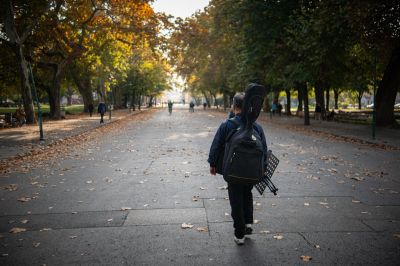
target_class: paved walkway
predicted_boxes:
[0,109,145,161]
[0,107,399,265]
[259,113,400,150]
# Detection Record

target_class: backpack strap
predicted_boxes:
[225,118,241,142]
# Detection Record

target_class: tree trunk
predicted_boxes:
[315,80,325,115]
[223,92,229,111]
[334,88,339,109]
[297,85,303,112]
[263,95,270,113]
[285,89,291,115]
[49,79,61,119]
[15,46,36,123]
[3,0,36,124]
[325,88,330,111]
[74,73,93,113]
[299,82,310,125]
[376,43,400,126]
[148,96,154,107]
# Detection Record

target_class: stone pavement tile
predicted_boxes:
[209,223,316,265]
[362,219,400,232]
[247,197,371,233]
[0,210,128,233]
[0,225,315,265]
[124,208,207,226]
[302,231,400,265]
[204,198,232,223]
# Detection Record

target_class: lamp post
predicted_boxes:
[28,63,44,141]
[108,90,113,120]
[372,47,377,140]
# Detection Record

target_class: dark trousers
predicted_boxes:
[228,183,254,238]
[100,113,104,123]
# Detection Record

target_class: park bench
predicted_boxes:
[334,112,370,124]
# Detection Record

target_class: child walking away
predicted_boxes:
[98,101,107,123]
[208,83,268,245]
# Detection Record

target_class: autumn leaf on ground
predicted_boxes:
[352,200,361,203]
[1,184,18,191]
[304,202,310,206]
[20,219,29,224]
[120,207,132,211]
[196,227,208,232]
[9,227,27,234]
[192,195,199,202]
[273,235,283,240]
[200,187,207,190]
[181,223,194,229]
[300,255,312,262]
[32,241,40,248]
[260,230,270,234]
[69,236,77,239]
[18,197,31,202]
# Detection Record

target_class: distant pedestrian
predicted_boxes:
[315,103,322,121]
[98,101,107,123]
[203,102,207,110]
[168,101,173,115]
[189,102,195,112]
[88,103,94,117]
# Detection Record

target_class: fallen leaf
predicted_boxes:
[315,244,320,249]
[32,241,40,248]
[351,176,364,181]
[352,200,361,203]
[107,219,113,222]
[209,198,216,201]
[273,235,283,240]
[192,195,199,202]
[9,227,27,234]
[120,207,132,211]
[224,212,230,216]
[300,255,312,262]
[40,228,52,232]
[260,230,270,234]
[304,202,310,206]
[196,227,208,232]
[20,219,29,224]
[200,187,207,190]
[1,184,18,191]
[217,186,227,190]
[254,219,260,224]
[181,223,194,229]
[319,202,329,206]
[18,197,31,202]
[86,180,93,184]
[69,236,77,239]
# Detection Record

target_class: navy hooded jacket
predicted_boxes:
[208,114,268,167]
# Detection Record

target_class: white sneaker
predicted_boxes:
[234,236,245,245]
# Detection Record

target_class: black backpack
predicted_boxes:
[222,83,266,185]
[222,119,265,185]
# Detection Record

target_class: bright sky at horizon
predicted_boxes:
[152,0,210,18]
